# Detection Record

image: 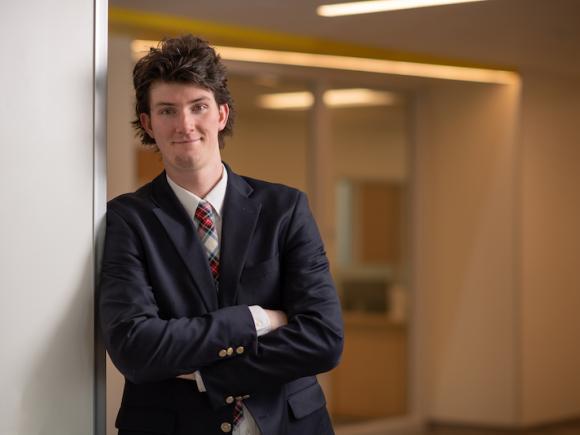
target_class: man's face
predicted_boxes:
[140,81,229,176]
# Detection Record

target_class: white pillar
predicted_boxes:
[0,1,104,433]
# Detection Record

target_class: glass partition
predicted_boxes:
[329,94,411,423]
[222,74,311,193]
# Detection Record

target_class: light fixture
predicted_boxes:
[257,91,314,110]
[317,0,489,17]
[131,40,518,85]
[324,88,400,107]
[256,89,400,110]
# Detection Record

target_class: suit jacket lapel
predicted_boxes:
[219,166,261,307]
[150,173,218,312]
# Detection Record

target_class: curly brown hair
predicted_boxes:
[132,34,235,149]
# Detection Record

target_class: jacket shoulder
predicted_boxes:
[107,181,155,216]
[241,175,303,201]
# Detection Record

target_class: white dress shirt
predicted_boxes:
[167,166,267,435]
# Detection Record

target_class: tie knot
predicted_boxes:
[195,201,213,221]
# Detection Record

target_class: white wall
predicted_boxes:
[415,72,580,427]
[415,81,521,425]
[0,1,99,434]
[520,70,580,424]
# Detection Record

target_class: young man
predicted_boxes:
[99,35,343,435]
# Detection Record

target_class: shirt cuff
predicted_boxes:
[248,305,272,337]
[193,370,207,392]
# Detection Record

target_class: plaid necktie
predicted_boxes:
[194,201,219,285]
[233,399,244,428]
[194,201,244,426]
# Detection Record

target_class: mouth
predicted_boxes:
[172,138,202,145]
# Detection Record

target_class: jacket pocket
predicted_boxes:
[287,382,326,419]
[116,406,175,434]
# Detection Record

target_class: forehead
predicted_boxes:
[148,81,215,105]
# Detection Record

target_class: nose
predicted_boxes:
[175,110,195,134]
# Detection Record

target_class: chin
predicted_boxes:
[174,155,201,170]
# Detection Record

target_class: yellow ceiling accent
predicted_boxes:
[110,7,515,70]
[110,6,417,61]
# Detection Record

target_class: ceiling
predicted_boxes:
[111,0,580,76]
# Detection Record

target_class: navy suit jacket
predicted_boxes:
[99,165,344,435]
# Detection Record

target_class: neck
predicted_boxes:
[166,161,223,198]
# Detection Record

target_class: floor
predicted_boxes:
[426,421,580,435]
[334,419,580,435]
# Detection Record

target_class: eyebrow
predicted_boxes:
[153,97,211,108]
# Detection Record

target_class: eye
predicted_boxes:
[159,107,175,115]
[191,103,209,113]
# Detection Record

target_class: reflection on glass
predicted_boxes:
[330,93,410,423]
[222,74,310,193]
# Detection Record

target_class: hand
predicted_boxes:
[177,373,195,380]
[263,309,288,330]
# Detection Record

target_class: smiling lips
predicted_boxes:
[172,138,202,145]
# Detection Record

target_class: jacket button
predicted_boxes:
[218,349,227,358]
[225,395,234,404]
[220,422,232,432]
[236,346,245,355]
[226,347,234,356]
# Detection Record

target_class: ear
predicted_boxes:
[139,113,154,138]
[217,104,230,131]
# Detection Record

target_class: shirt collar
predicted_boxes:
[166,164,228,220]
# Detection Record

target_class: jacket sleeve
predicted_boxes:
[199,191,344,408]
[99,205,258,385]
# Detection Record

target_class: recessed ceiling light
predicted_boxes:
[324,88,400,107]
[257,91,314,110]
[317,0,489,17]
[256,89,400,110]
